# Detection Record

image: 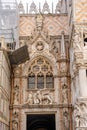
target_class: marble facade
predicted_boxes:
[0,0,87,130]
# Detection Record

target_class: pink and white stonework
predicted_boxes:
[0,0,87,130]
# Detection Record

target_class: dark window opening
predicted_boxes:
[84,38,87,46]
[0,43,1,48]
[86,69,87,77]
[27,114,56,130]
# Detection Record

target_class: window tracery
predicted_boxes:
[28,57,54,89]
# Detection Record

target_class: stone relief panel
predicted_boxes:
[74,100,87,129]
[25,90,54,105]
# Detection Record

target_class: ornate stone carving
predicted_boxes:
[36,41,44,51]
[55,0,61,13]
[18,1,25,14]
[29,1,38,14]
[50,40,59,60]
[12,109,19,130]
[74,101,87,128]
[36,14,43,31]
[63,109,69,130]
[12,121,18,130]
[42,1,50,13]
[60,62,66,73]
[62,84,68,103]
[26,90,54,105]
[13,85,19,105]
[72,27,82,51]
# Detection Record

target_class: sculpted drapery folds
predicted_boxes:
[74,101,87,128]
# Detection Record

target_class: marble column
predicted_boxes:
[79,68,87,97]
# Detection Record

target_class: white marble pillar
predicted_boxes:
[79,68,87,97]
[54,76,59,103]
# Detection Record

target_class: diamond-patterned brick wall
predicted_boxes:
[19,14,69,36]
[75,0,87,22]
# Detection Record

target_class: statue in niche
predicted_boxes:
[73,28,82,51]
[60,63,66,73]
[13,85,19,105]
[36,14,43,31]
[74,102,87,128]
[13,91,19,105]
[12,121,18,130]
[62,84,68,103]
[63,110,69,130]
[13,109,19,119]
[50,41,59,60]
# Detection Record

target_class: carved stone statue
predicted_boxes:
[63,110,69,130]
[62,84,68,103]
[74,101,87,128]
[12,108,19,130]
[13,85,19,105]
[26,90,53,105]
[14,91,19,105]
[36,14,43,31]
[26,92,34,105]
[12,121,18,130]
[42,92,53,104]
[73,27,82,51]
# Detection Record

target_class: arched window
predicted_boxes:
[28,57,54,89]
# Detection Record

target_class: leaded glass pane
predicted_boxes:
[28,76,35,89]
[46,76,54,88]
[37,76,44,89]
